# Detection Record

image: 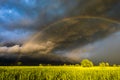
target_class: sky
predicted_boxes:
[0,0,120,65]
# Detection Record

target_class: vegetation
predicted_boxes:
[81,59,93,67]
[17,62,22,66]
[99,62,109,67]
[0,66,120,80]
[0,59,120,80]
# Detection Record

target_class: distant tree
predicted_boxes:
[11,64,13,66]
[99,62,109,67]
[39,64,43,66]
[105,62,109,67]
[47,64,51,66]
[75,64,80,66]
[99,62,106,67]
[17,62,22,66]
[64,64,67,66]
[81,59,93,67]
[113,64,117,67]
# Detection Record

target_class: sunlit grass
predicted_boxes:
[0,66,120,80]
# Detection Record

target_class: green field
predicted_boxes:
[0,66,120,80]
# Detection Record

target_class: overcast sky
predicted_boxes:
[0,0,120,65]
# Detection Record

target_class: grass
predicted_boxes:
[0,66,120,80]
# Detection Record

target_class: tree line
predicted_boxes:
[0,59,120,67]
[39,59,120,67]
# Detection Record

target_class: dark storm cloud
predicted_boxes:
[1,16,120,64]
[29,17,120,54]
[90,32,120,64]
[0,53,77,65]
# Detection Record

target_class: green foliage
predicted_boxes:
[99,62,106,67]
[39,64,43,66]
[105,62,109,66]
[113,64,117,67]
[63,64,67,66]
[0,66,120,80]
[17,62,22,66]
[81,59,93,67]
[99,62,109,67]
[75,64,80,66]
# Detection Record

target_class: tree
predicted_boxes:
[99,62,109,67]
[81,59,93,67]
[17,62,22,66]
[63,64,67,66]
[39,64,43,66]
[47,64,51,66]
[105,62,109,67]
[113,64,117,67]
[75,64,80,66]
[99,62,106,67]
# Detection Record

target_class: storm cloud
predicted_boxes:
[0,0,120,65]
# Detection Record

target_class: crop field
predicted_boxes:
[0,66,120,80]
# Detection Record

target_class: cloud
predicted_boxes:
[0,0,120,65]
[0,16,120,64]
[0,0,120,44]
